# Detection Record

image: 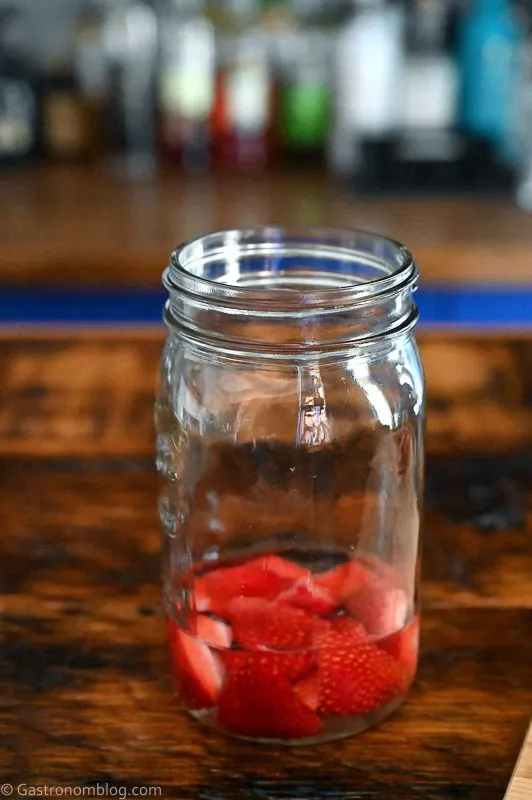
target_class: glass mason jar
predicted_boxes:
[156,227,424,745]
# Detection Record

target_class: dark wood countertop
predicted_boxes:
[2,165,532,286]
[0,329,531,798]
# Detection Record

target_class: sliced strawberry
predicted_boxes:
[347,582,408,636]
[294,670,320,711]
[314,560,371,606]
[277,579,337,616]
[262,555,310,581]
[230,599,316,646]
[358,555,403,588]
[168,617,226,709]
[194,585,211,613]
[314,616,368,649]
[194,614,232,649]
[223,648,312,683]
[195,570,291,614]
[194,557,299,615]
[381,615,419,682]
[318,642,405,716]
[218,662,322,740]
[222,595,275,622]
[227,602,319,681]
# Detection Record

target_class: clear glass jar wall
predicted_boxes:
[155,227,424,744]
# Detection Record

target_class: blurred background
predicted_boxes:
[1,0,532,325]
[5,0,532,192]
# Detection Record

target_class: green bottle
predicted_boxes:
[280,30,332,159]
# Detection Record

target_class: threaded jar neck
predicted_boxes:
[164,227,419,356]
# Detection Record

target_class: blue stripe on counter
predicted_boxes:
[0,286,531,326]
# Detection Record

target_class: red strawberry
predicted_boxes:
[168,616,227,709]
[277,579,337,616]
[314,560,370,606]
[223,648,311,683]
[294,670,320,711]
[381,616,419,682]
[314,616,368,649]
[358,555,403,588]
[194,556,301,615]
[262,555,310,581]
[227,602,319,681]
[218,663,323,740]
[222,595,275,622]
[194,614,232,649]
[230,600,316,646]
[347,582,408,636]
[317,642,405,716]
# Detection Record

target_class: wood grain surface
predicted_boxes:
[2,166,532,286]
[1,331,531,799]
[0,332,531,457]
[504,721,532,800]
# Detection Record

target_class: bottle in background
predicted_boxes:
[212,0,274,172]
[41,66,95,162]
[102,0,159,179]
[395,0,462,191]
[515,14,532,208]
[263,0,296,29]
[42,0,106,164]
[0,5,40,168]
[458,0,524,168]
[72,0,108,156]
[328,0,405,188]
[159,0,215,172]
[291,0,352,27]
[278,29,333,166]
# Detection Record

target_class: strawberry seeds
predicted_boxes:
[168,554,418,743]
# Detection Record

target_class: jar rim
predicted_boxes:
[167,226,418,312]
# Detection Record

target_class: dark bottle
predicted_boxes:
[101,0,159,179]
[41,65,101,163]
[72,0,107,158]
[41,0,106,163]
[0,5,40,168]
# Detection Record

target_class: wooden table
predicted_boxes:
[1,328,531,799]
[2,165,532,287]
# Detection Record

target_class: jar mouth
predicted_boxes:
[166,226,418,312]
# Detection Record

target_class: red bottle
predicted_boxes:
[212,28,273,172]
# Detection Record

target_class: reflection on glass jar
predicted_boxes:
[156,227,424,745]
